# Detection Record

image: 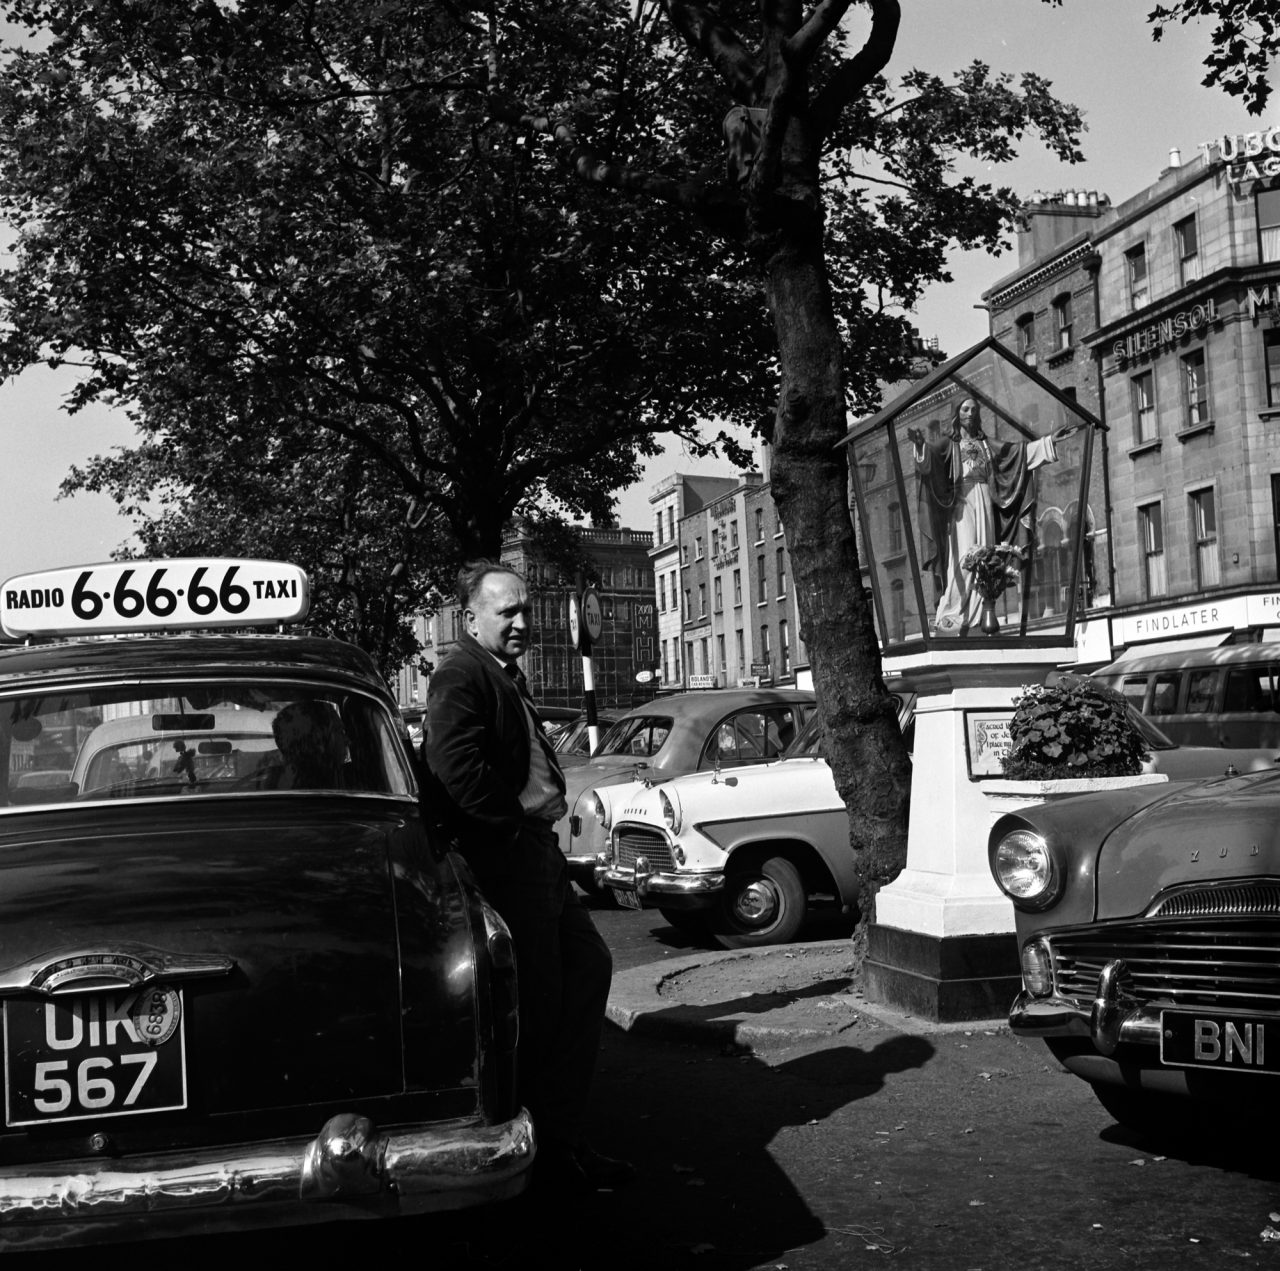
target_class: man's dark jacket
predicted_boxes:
[423,632,535,854]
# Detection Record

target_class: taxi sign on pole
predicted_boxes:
[0,559,311,639]
[581,588,603,643]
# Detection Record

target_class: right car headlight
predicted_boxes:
[658,787,682,835]
[590,789,611,831]
[992,827,1061,910]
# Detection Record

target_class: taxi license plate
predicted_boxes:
[611,888,641,911]
[1159,1009,1278,1074]
[4,985,187,1126]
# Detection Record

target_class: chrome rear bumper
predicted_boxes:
[0,1108,534,1250]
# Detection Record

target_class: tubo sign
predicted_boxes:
[1199,125,1280,190]
[1112,298,1219,364]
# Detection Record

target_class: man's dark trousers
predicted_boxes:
[470,819,612,1148]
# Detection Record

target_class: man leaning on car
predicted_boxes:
[424,560,634,1194]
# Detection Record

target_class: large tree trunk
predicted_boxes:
[758,211,912,943]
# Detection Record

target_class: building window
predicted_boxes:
[1016,314,1036,367]
[759,624,770,661]
[684,587,691,616]
[1174,215,1200,284]
[776,547,786,597]
[695,535,703,560]
[655,512,663,543]
[667,508,675,540]
[1266,330,1280,407]
[1258,187,1280,262]
[662,641,670,683]
[1138,502,1166,598]
[733,568,742,605]
[1191,488,1220,588]
[710,528,719,557]
[716,634,726,674]
[1132,371,1157,443]
[1052,293,1073,349]
[698,583,706,617]
[713,576,723,612]
[735,629,745,677]
[730,521,739,549]
[699,636,709,675]
[757,556,767,603]
[778,620,790,674]
[890,579,906,642]
[1272,475,1280,580]
[658,576,666,611]
[888,502,903,553]
[682,545,689,565]
[1126,243,1149,309]
[754,508,765,542]
[1182,348,1208,427]
[684,641,693,680]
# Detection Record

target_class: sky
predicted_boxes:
[1,1,1274,581]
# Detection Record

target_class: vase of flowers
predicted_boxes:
[960,542,1023,635]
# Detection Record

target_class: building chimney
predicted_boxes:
[1168,147,1182,169]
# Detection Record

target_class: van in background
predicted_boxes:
[1093,641,1280,749]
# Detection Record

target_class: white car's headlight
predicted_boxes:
[590,790,611,831]
[659,787,681,835]
[992,828,1059,909]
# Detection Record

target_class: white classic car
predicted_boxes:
[591,703,913,948]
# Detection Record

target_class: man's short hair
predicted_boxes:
[457,559,524,610]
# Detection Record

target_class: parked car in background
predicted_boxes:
[990,765,1280,1135]
[399,704,426,748]
[552,712,620,760]
[592,688,1264,948]
[0,559,531,1249]
[1094,641,1280,750]
[593,695,914,947]
[555,688,815,890]
[536,705,581,746]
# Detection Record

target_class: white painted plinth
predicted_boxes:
[874,649,1066,941]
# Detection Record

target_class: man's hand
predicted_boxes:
[906,426,924,447]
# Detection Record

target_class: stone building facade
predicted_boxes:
[985,129,1280,658]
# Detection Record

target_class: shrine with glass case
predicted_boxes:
[842,338,1104,651]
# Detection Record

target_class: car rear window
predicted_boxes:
[1,679,414,810]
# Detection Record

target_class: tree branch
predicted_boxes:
[659,0,763,103]
[810,0,901,140]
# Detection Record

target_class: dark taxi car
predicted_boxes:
[989,768,1280,1134]
[0,560,531,1248]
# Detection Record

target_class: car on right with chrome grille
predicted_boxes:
[989,768,1280,1135]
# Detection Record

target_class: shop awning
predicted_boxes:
[1099,630,1235,669]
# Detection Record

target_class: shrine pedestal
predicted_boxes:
[866,648,1064,1023]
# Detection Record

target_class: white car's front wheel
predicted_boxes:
[712,855,806,949]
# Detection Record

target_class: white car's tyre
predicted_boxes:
[712,855,806,948]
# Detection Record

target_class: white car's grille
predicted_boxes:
[612,826,676,872]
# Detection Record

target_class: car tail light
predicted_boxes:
[480,900,519,1053]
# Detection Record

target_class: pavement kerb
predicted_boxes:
[606,938,1009,1048]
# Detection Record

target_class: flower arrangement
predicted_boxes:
[1001,675,1150,779]
[960,542,1023,603]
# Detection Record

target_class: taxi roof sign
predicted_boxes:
[0,559,310,640]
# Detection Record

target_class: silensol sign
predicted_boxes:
[1112,298,1219,364]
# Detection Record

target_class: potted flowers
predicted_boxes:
[985,674,1167,815]
[960,543,1023,634]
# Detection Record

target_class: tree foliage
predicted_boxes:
[0,0,1087,917]
[1147,0,1278,116]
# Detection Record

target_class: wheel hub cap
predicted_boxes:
[733,880,779,925]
